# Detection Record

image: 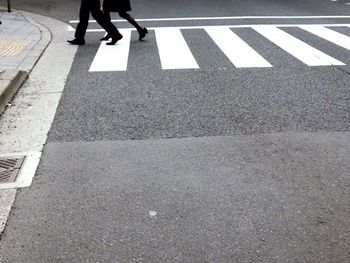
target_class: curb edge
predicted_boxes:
[0,70,28,114]
[18,11,52,73]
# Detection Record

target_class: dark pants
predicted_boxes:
[75,0,120,39]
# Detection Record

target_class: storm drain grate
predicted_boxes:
[0,156,26,184]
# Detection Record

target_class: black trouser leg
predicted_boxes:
[75,0,90,39]
[103,11,111,22]
[90,0,120,36]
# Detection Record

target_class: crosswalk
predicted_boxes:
[87,24,350,72]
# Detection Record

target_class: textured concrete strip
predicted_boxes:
[0,70,28,114]
[0,39,32,56]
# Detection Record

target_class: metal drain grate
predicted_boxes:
[0,156,26,184]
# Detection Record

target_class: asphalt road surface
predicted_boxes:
[1,0,350,262]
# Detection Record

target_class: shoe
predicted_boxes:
[67,38,85,45]
[138,27,148,41]
[100,34,111,41]
[106,33,123,45]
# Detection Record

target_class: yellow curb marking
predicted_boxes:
[0,39,32,57]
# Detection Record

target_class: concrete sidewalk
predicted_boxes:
[0,10,51,114]
[0,9,77,237]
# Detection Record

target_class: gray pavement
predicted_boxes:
[1,133,349,262]
[0,0,350,262]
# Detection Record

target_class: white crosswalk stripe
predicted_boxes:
[87,25,350,72]
[89,29,132,72]
[206,27,272,68]
[299,25,350,51]
[155,28,199,70]
[253,25,345,66]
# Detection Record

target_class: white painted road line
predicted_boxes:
[69,15,350,24]
[253,25,345,66]
[89,29,132,72]
[300,25,350,51]
[205,27,272,68]
[155,28,199,70]
[77,23,350,33]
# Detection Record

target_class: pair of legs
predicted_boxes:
[68,0,122,45]
[102,11,148,41]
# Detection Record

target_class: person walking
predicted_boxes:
[100,0,148,41]
[68,0,123,45]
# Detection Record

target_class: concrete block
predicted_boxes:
[0,70,28,114]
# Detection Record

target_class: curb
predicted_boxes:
[18,11,51,73]
[0,9,52,115]
[0,70,28,114]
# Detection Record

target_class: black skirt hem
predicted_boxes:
[102,0,132,12]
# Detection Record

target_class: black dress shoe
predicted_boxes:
[138,27,148,41]
[67,38,85,45]
[106,33,123,45]
[100,34,111,41]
